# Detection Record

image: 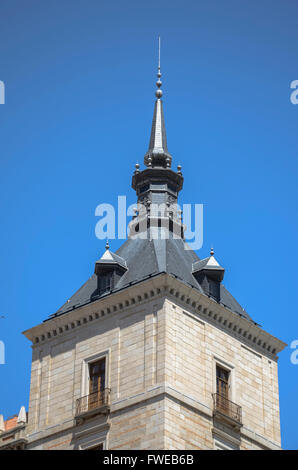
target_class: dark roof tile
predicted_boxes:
[49,232,253,323]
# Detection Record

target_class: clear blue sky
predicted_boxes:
[0,0,297,449]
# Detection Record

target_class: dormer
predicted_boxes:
[93,242,127,298]
[192,249,225,303]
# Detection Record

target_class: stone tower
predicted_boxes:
[0,51,286,450]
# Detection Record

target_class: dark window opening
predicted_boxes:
[98,273,112,295]
[139,184,149,194]
[209,278,220,302]
[86,443,104,450]
[88,358,106,410]
[216,365,230,399]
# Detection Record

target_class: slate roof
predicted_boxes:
[192,256,224,273]
[46,70,255,325]
[95,249,127,270]
[48,232,254,324]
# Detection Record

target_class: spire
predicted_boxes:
[131,38,184,239]
[144,37,172,168]
[156,36,162,99]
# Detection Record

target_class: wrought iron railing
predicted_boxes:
[76,388,110,416]
[212,393,242,424]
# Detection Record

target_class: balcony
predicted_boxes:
[75,388,110,423]
[212,393,242,428]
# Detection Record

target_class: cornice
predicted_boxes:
[165,275,286,359]
[22,275,166,346]
[22,273,286,359]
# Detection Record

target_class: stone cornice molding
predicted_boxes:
[23,273,286,359]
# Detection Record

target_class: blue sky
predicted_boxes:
[0,0,297,449]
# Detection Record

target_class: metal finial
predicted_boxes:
[158,36,161,70]
[105,239,110,250]
[155,36,163,99]
[210,247,214,256]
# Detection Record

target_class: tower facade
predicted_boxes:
[0,57,286,451]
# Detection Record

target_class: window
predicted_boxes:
[209,278,220,302]
[214,437,238,450]
[88,358,106,410]
[215,365,230,413]
[213,360,241,424]
[216,365,230,399]
[98,273,112,295]
[76,352,110,417]
[79,437,107,450]
[86,443,104,450]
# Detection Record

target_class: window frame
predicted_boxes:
[98,272,113,295]
[80,350,110,399]
[84,442,105,451]
[212,356,235,403]
[78,435,107,450]
[89,357,106,394]
[216,364,230,399]
[214,436,239,450]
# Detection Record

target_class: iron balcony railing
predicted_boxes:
[212,393,242,424]
[76,388,111,416]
